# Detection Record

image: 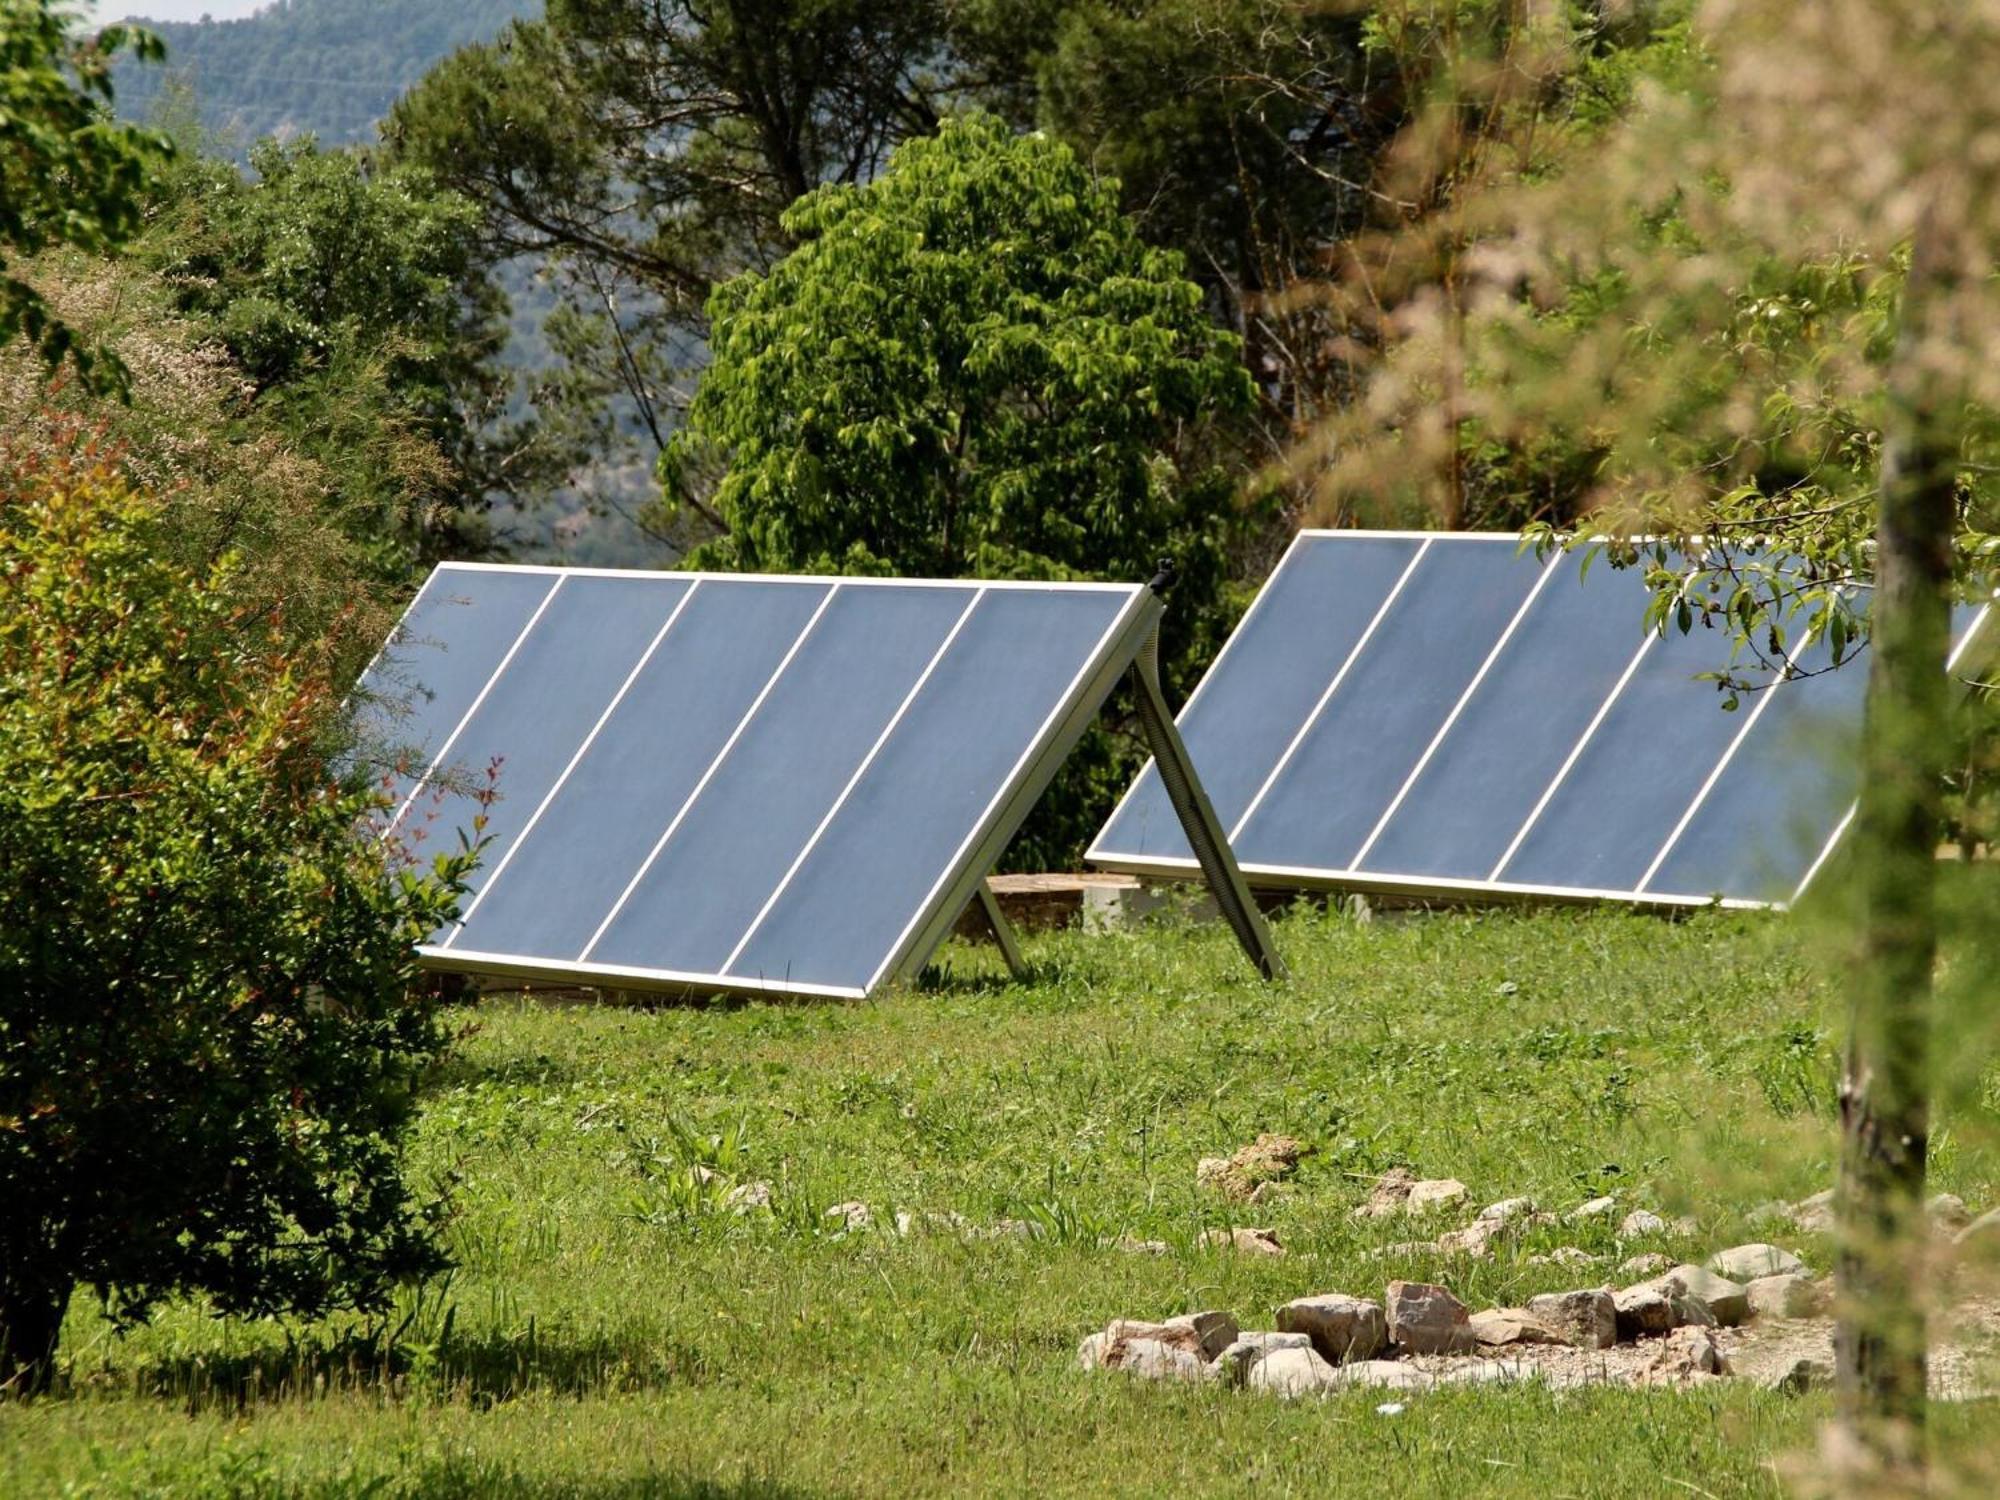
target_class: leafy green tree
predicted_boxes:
[0,451,478,1396]
[1030,0,1388,449]
[143,138,558,572]
[663,115,1255,859]
[0,0,171,392]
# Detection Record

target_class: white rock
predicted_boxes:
[1705,1243,1805,1282]
[1569,1196,1619,1221]
[1643,1324,1725,1382]
[1954,1206,2000,1246]
[1114,1235,1169,1256]
[1107,1336,1209,1381]
[1611,1285,1678,1340]
[1351,1167,1417,1219]
[1329,1358,1438,1392]
[1276,1293,1388,1363]
[1198,1225,1285,1256]
[1405,1179,1469,1214]
[825,1201,872,1230]
[1525,1289,1617,1350]
[1619,1209,1668,1236]
[1649,1265,1748,1327]
[1385,1280,1476,1355]
[723,1180,772,1212]
[1744,1273,1823,1320]
[1789,1189,1835,1233]
[1435,1220,1504,1258]
[1212,1331,1311,1386]
[1076,1332,1109,1370]
[1468,1308,1565,1347]
[1928,1193,1972,1233]
[1247,1344,1342,1396]
[1105,1310,1239,1361]
[1478,1196,1538,1223]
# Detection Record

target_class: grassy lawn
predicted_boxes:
[6,904,1997,1497]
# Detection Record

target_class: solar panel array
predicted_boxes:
[357,564,1151,997]
[1090,531,1992,908]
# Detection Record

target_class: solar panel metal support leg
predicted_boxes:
[1127,627,1287,981]
[974,877,1031,980]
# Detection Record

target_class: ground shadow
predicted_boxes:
[106,1324,707,1414]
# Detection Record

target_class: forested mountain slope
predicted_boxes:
[114,0,538,146]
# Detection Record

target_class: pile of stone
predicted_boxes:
[1353,1186,1700,1263]
[1079,1240,1833,1397]
[1775,1187,2000,1246]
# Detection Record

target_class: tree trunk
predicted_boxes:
[1833,214,1961,1489]
[0,1272,72,1399]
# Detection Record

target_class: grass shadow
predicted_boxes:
[108,1324,708,1413]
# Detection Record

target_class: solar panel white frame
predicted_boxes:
[359,563,1158,998]
[1088,530,1994,911]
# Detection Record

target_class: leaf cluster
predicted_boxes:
[0,0,172,392]
[0,453,477,1390]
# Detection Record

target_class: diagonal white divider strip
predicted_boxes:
[577,582,841,964]
[383,574,565,840]
[1488,627,1659,882]
[1089,533,1317,853]
[864,590,1144,994]
[1349,550,1561,870]
[1788,599,1995,905]
[720,587,986,975]
[439,579,704,948]
[1635,631,1818,894]
[1228,538,1433,844]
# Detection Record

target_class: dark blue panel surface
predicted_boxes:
[1497,609,1755,892]
[448,580,831,960]
[1361,549,1656,879]
[585,584,974,976]
[1646,602,1991,901]
[1236,540,1543,871]
[1092,535,1425,862]
[353,568,555,808]
[410,576,689,903]
[731,588,1131,990]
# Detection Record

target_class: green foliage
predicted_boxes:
[0,455,477,1394]
[142,138,538,571]
[664,116,1256,860]
[114,0,537,150]
[13,905,2000,1490]
[0,0,172,392]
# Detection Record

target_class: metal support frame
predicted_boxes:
[973,878,1030,979]
[1127,622,1288,981]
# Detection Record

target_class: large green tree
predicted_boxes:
[0,451,477,1397]
[0,0,170,391]
[143,137,562,572]
[665,115,1256,858]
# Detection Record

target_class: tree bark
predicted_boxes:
[0,1271,72,1399]
[1833,213,1961,1489]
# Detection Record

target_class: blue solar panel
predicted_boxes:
[1234,537,1541,871]
[363,565,1148,997]
[1090,532,1992,909]
[353,567,557,809]
[1095,535,1422,862]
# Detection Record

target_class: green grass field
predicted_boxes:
[6,905,1997,1497]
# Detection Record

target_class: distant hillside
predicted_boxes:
[115,0,539,147]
